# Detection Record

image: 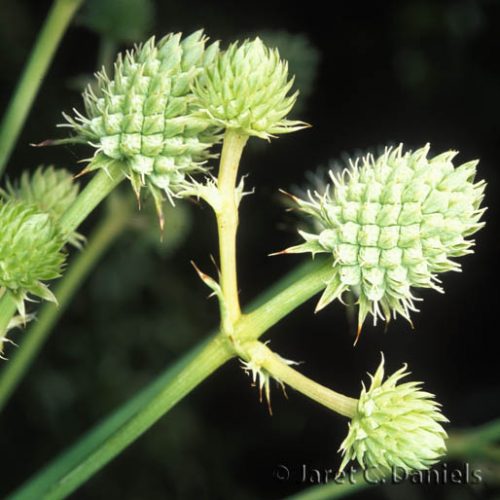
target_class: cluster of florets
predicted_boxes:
[286,144,485,333]
[0,199,66,317]
[339,356,448,477]
[63,31,303,219]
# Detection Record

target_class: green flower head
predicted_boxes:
[193,37,307,139]
[2,166,83,247]
[339,355,448,477]
[62,30,220,214]
[286,144,486,335]
[0,200,66,318]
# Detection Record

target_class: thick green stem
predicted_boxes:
[0,292,18,354]
[447,418,500,459]
[244,341,358,418]
[0,0,83,175]
[286,472,369,500]
[216,129,248,329]
[0,199,131,412]
[236,257,332,341]
[7,335,233,500]
[59,162,126,236]
[9,258,331,499]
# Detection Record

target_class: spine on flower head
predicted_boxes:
[284,144,486,338]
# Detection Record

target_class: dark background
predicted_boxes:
[1,0,499,498]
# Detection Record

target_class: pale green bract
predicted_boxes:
[2,166,83,247]
[0,200,66,319]
[338,355,448,477]
[62,30,220,217]
[193,37,307,139]
[286,144,486,333]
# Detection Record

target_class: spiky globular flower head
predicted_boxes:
[2,166,83,247]
[193,37,307,139]
[0,200,66,317]
[338,355,448,477]
[63,30,220,214]
[286,144,486,333]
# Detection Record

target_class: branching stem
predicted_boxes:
[242,341,358,418]
[8,258,331,499]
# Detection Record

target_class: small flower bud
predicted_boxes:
[193,38,307,139]
[286,144,486,332]
[339,355,448,477]
[2,166,82,247]
[0,200,66,317]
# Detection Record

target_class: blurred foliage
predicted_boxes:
[80,0,155,43]
[392,0,485,98]
[0,0,33,77]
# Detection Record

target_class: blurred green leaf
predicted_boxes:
[80,0,155,43]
